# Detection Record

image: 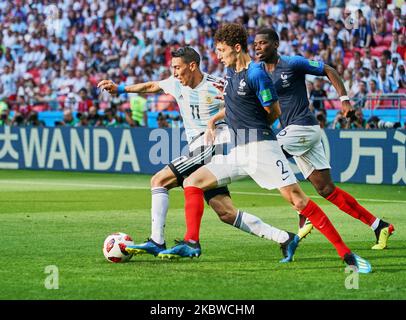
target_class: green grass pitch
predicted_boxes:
[0,169,405,300]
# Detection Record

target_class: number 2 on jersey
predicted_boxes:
[190,104,200,120]
[276,160,289,175]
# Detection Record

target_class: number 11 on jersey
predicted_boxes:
[190,104,200,120]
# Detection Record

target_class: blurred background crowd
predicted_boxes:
[0,0,405,129]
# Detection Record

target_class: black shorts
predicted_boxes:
[168,133,229,203]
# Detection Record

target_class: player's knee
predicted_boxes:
[291,197,308,212]
[150,171,172,188]
[150,173,163,188]
[183,175,203,188]
[316,182,335,198]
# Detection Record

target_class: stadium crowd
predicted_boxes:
[0,0,405,129]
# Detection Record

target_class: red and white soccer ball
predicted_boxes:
[103,232,135,263]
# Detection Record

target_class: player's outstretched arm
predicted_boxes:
[264,100,281,126]
[97,79,162,95]
[324,64,354,118]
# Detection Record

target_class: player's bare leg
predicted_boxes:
[126,166,179,256]
[300,168,395,249]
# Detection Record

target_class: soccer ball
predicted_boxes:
[103,232,135,263]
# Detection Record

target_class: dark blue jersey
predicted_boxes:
[267,55,326,128]
[224,61,278,144]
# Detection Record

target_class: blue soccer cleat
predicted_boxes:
[280,232,300,263]
[125,238,166,256]
[158,239,201,259]
[343,252,372,274]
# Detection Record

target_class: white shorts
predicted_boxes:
[205,140,297,190]
[277,125,331,179]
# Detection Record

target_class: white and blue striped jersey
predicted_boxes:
[158,73,224,143]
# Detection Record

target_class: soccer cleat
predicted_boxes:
[343,252,372,274]
[158,239,201,259]
[372,221,395,250]
[297,215,313,240]
[125,238,166,256]
[280,232,300,263]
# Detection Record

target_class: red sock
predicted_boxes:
[326,187,376,226]
[183,186,204,242]
[301,200,351,258]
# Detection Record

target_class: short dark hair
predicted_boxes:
[214,23,248,52]
[171,46,200,66]
[256,28,280,43]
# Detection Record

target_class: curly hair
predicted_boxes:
[214,23,248,52]
[256,28,280,43]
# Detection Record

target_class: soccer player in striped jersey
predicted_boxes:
[254,28,394,249]
[159,24,372,273]
[98,46,300,262]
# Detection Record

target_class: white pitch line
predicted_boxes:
[0,180,405,204]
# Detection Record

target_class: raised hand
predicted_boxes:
[342,100,356,120]
[97,80,118,95]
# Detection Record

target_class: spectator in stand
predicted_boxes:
[157,112,170,128]
[314,0,328,23]
[335,20,351,49]
[103,108,117,127]
[314,21,329,47]
[0,109,11,126]
[352,16,374,48]
[377,66,398,93]
[129,93,148,127]
[362,47,377,70]
[348,109,367,129]
[78,88,93,113]
[309,77,327,112]
[366,79,382,110]
[370,58,379,78]
[60,109,77,126]
[350,71,365,97]
[395,64,406,89]
[25,110,45,127]
[362,66,376,91]
[352,81,369,109]
[392,7,402,34]
[397,34,406,61]
[388,56,400,79]
[123,108,138,128]
[342,69,353,93]
[87,106,100,127]
[0,64,16,99]
[391,31,400,55]
[302,33,319,55]
[366,116,380,129]
[379,53,390,77]
[347,51,362,70]
[11,111,24,127]
[76,112,89,127]
[332,110,349,129]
